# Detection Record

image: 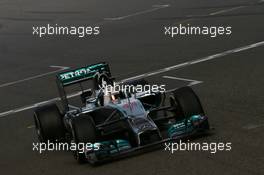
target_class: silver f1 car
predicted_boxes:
[33,62,210,165]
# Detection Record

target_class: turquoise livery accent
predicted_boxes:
[58,63,108,85]
[168,115,204,138]
[88,139,132,158]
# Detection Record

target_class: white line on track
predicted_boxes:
[0,41,264,118]
[209,6,245,16]
[27,125,35,129]
[162,76,203,86]
[0,91,83,118]
[173,5,245,25]
[0,98,58,118]
[122,40,264,82]
[0,65,69,88]
[104,4,170,21]
[243,123,264,130]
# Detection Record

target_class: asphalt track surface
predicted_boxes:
[0,0,264,174]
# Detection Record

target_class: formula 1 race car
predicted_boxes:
[33,62,210,165]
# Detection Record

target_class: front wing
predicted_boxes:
[84,115,211,165]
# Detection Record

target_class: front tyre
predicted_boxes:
[71,115,97,164]
[170,86,204,119]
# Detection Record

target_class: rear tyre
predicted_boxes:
[33,103,65,142]
[71,115,97,164]
[170,86,204,120]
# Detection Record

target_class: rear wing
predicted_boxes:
[56,62,111,112]
[57,62,111,86]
